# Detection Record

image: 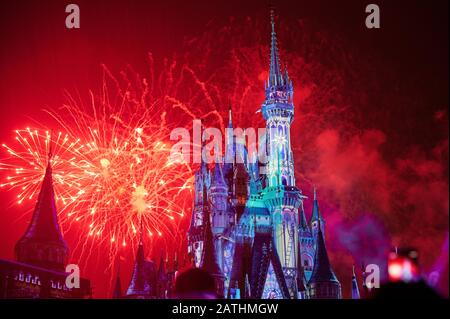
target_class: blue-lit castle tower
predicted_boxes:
[187,10,342,299]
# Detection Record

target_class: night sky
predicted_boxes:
[0,0,448,298]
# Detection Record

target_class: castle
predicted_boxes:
[0,11,363,300]
[186,11,343,299]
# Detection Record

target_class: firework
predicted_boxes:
[0,41,261,268]
[1,128,85,207]
[0,67,195,263]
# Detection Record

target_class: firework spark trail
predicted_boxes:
[1,129,86,207]
[0,66,195,270]
[50,84,194,265]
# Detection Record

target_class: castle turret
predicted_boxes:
[200,184,226,298]
[187,143,210,267]
[307,221,342,299]
[125,234,156,298]
[299,202,314,281]
[15,153,68,272]
[0,142,92,298]
[210,160,230,235]
[210,159,233,274]
[249,153,262,194]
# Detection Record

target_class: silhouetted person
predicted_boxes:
[374,247,442,299]
[174,268,218,299]
[373,280,442,299]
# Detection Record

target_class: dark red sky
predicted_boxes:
[0,0,448,298]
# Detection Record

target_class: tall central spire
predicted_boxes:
[262,7,293,113]
[228,102,233,128]
[269,8,282,87]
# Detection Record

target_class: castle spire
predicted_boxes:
[15,131,68,271]
[351,265,361,299]
[126,233,154,297]
[298,201,309,231]
[311,186,323,223]
[307,221,342,298]
[361,261,372,298]
[225,103,236,169]
[268,7,282,88]
[228,103,233,128]
[309,222,337,283]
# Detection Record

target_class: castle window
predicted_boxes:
[19,272,24,281]
[25,274,31,283]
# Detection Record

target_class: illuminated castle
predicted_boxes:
[187,10,342,299]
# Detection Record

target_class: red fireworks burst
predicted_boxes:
[0,65,195,265]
